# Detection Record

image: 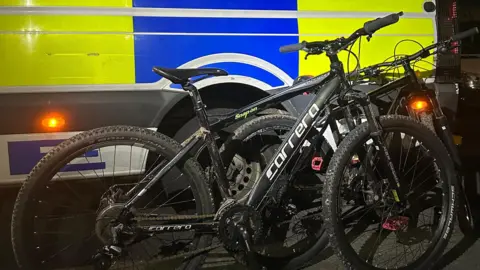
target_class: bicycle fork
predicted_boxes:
[345,92,405,203]
[428,96,474,233]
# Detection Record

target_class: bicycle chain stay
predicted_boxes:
[132,213,216,221]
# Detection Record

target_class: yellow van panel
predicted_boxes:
[0,0,131,7]
[298,18,434,35]
[298,36,435,77]
[0,15,132,32]
[0,15,134,86]
[298,0,426,13]
[0,34,135,86]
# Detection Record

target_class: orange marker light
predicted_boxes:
[410,100,429,111]
[42,115,65,129]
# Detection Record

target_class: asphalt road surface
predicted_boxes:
[1,184,480,270]
[200,223,480,270]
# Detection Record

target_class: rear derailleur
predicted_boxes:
[92,245,121,270]
[92,223,128,270]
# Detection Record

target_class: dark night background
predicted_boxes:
[460,0,480,54]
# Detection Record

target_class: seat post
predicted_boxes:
[183,82,210,129]
[182,82,231,197]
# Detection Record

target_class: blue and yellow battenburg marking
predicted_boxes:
[8,140,105,175]
[0,0,435,87]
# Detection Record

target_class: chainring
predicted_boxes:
[218,204,263,252]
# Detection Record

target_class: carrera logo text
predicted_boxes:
[146,224,192,232]
[266,103,320,180]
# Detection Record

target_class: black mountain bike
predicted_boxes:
[345,26,479,236]
[10,12,456,270]
[320,27,478,270]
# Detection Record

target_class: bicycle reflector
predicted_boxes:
[42,114,66,130]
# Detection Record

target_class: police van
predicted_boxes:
[0,0,459,184]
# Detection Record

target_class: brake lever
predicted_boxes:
[303,47,323,60]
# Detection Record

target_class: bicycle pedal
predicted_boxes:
[311,156,323,171]
[382,216,409,231]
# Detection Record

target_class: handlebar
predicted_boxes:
[364,12,403,35]
[452,27,479,41]
[279,12,404,54]
[279,42,306,53]
[278,13,478,82]
[350,27,479,78]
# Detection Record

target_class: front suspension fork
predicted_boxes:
[346,92,405,203]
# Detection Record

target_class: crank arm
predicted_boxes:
[237,225,263,270]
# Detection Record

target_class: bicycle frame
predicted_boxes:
[120,48,411,237]
[123,71,340,208]
[121,60,463,237]
[121,24,471,236]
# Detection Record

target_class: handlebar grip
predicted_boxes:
[452,27,479,41]
[279,42,306,53]
[364,12,403,34]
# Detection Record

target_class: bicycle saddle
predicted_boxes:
[153,67,228,84]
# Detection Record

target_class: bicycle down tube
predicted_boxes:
[245,76,341,209]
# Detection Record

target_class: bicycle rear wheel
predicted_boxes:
[323,115,457,270]
[11,126,214,270]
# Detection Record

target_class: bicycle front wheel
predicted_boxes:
[323,115,457,270]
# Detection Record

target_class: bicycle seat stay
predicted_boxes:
[153,67,228,84]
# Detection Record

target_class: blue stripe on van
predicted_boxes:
[133,0,297,10]
[133,17,297,34]
[199,62,286,87]
[134,35,299,84]
[60,163,106,172]
[8,140,104,175]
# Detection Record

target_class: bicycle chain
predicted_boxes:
[277,206,323,226]
[147,243,224,264]
[129,207,321,264]
[134,208,323,263]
